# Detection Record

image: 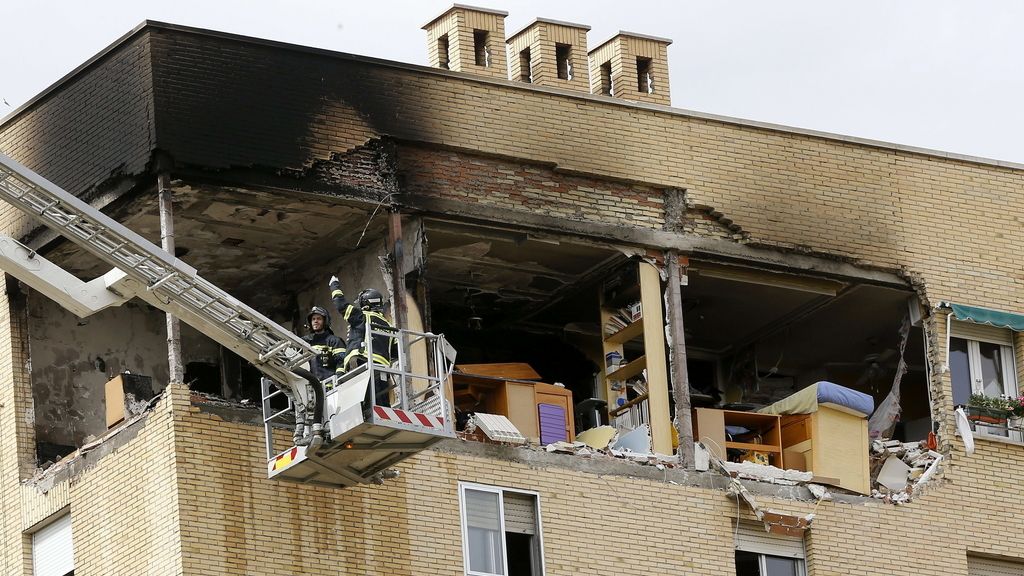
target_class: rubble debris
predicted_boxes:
[709,446,814,536]
[694,442,710,472]
[576,425,617,450]
[877,456,911,492]
[723,461,814,485]
[869,437,943,504]
[612,423,651,453]
[806,484,832,501]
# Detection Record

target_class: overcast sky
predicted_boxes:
[2,1,1022,165]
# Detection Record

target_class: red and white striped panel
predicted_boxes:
[373,405,445,430]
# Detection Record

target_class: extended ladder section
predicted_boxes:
[0,152,455,488]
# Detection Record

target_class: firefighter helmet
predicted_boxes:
[307,305,332,330]
[357,288,384,311]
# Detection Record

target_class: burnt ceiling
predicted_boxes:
[44,183,385,312]
[423,221,623,334]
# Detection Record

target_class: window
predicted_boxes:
[636,57,653,93]
[438,35,451,69]
[950,321,1018,438]
[555,43,572,80]
[459,483,543,576]
[734,522,805,576]
[474,30,490,67]
[599,62,612,95]
[519,48,532,82]
[32,512,74,576]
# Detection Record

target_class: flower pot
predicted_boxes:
[966,406,1010,425]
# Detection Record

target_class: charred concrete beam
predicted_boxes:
[400,196,907,287]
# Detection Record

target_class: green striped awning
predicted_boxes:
[949,303,1024,331]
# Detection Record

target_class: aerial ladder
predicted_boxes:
[0,152,455,488]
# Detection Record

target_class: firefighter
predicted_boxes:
[329,275,397,412]
[301,305,346,384]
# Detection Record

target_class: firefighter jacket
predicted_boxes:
[330,281,397,372]
[301,329,346,382]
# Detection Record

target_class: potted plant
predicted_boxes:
[967,393,1012,425]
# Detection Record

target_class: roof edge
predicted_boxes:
[2,20,1021,174]
[507,17,592,42]
[421,3,508,30]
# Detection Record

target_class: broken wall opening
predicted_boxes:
[682,261,928,441]
[24,179,392,466]
[421,220,623,442]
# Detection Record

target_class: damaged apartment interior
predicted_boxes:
[22,159,935,503]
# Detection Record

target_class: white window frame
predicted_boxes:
[458,482,545,576]
[949,321,1019,439]
[734,521,806,576]
[737,552,807,576]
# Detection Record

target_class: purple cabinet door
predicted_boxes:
[538,403,567,445]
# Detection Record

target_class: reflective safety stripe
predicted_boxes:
[331,289,344,298]
[343,306,354,320]
[365,311,391,325]
[330,347,346,354]
[342,349,390,368]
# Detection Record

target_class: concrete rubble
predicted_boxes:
[869,439,943,504]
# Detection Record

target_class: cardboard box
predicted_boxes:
[105,373,154,428]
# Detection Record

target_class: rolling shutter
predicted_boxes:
[952,320,1013,345]
[464,489,500,531]
[969,556,1024,576]
[734,521,804,559]
[32,513,74,576]
[502,492,537,535]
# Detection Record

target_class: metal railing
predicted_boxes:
[261,325,456,458]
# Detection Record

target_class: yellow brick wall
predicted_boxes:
[424,8,506,78]
[8,388,184,576]
[165,386,1022,575]
[295,59,1024,311]
[508,22,590,91]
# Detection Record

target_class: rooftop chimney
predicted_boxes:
[506,18,591,92]
[588,31,672,106]
[423,4,509,79]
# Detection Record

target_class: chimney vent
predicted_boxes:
[423,4,508,79]
[588,31,672,105]
[506,18,591,92]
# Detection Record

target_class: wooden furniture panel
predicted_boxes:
[492,381,540,442]
[693,408,783,468]
[458,363,541,380]
[780,414,811,447]
[536,382,575,442]
[779,405,869,494]
[452,366,575,444]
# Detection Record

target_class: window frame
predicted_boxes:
[31,510,74,576]
[949,320,1019,439]
[458,482,545,576]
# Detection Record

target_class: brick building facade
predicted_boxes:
[1,11,1023,576]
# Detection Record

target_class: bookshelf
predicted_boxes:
[599,260,672,454]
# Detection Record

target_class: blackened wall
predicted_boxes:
[0,31,156,199]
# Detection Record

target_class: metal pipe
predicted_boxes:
[158,173,184,384]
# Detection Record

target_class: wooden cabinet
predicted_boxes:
[779,405,869,494]
[693,408,784,468]
[453,363,574,444]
